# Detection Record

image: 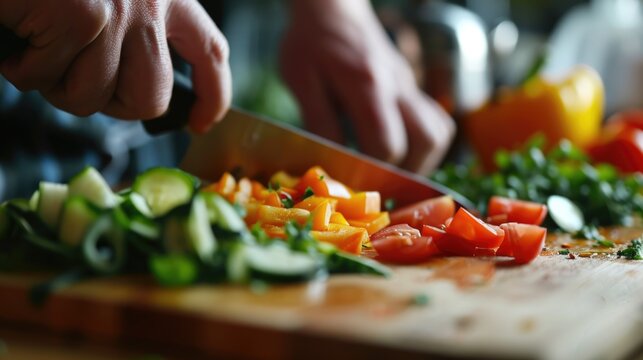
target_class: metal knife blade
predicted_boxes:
[180,108,474,209]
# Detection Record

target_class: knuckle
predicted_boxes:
[208,33,230,64]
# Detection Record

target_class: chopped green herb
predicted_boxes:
[280,193,294,208]
[302,187,315,200]
[558,249,570,255]
[411,293,430,306]
[617,238,643,260]
[594,239,615,248]
[268,182,280,191]
[318,175,325,181]
[431,135,643,229]
[384,198,396,211]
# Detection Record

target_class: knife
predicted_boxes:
[0,26,474,209]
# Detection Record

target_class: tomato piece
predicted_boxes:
[487,196,548,226]
[445,208,505,249]
[424,225,478,256]
[498,223,547,264]
[371,224,440,263]
[389,196,455,229]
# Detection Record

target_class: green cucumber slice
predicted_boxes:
[185,195,217,261]
[132,168,197,217]
[37,182,69,230]
[226,243,250,283]
[82,214,126,275]
[327,251,391,277]
[58,196,100,246]
[204,193,245,233]
[547,195,585,233]
[68,167,117,208]
[245,244,320,283]
[29,190,40,211]
[120,192,153,219]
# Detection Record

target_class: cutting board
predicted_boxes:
[0,240,642,360]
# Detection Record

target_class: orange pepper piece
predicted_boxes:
[215,172,236,197]
[261,224,287,239]
[310,224,368,255]
[296,166,351,199]
[336,191,381,219]
[256,205,310,227]
[329,212,350,225]
[294,196,338,212]
[311,200,332,231]
[347,212,390,235]
[269,171,299,189]
[262,191,283,208]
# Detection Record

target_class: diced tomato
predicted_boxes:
[371,224,441,263]
[445,208,505,249]
[487,196,547,226]
[498,223,547,264]
[486,213,508,226]
[389,195,455,229]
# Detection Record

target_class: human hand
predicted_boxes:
[0,0,231,133]
[280,0,455,174]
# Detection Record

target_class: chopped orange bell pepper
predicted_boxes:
[257,205,310,226]
[310,224,368,255]
[294,196,338,212]
[336,191,381,219]
[347,212,390,235]
[329,212,350,225]
[310,200,333,231]
[269,170,299,189]
[296,166,351,199]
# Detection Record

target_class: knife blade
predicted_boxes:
[0,26,474,209]
[180,108,474,209]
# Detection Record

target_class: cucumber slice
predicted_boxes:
[37,182,69,230]
[205,193,245,233]
[82,214,126,275]
[120,192,153,219]
[29,190,40,211]
[200,192,219,224]
[58,196,100,246]
[185,195,217,261]
[68,167,117,208]
[327,251,391,277]
[547,195,585,233]
[226,243,250,283]
[129,217,160,239]
[245,244,320,283]
[133,167,197,217]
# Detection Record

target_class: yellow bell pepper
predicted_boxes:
[465,65,604,170]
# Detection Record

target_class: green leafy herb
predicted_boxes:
[302,187,315,200]
[384,198,396,211]
[558,249,570,255]
[318,175,325,181]
[617,238,643,260]
[411,293,430,306]
[280,193,294,208]
[431,135,643,229]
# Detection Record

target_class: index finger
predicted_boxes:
[165,0,231,133]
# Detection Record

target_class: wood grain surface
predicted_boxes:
[0,251,642,360]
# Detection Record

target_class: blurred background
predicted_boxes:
[210,0,643,124]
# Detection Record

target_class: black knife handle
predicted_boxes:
[0,25,194,135]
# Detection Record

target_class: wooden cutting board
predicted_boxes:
[0,244,642,360]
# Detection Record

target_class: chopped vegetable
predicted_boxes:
[617,238,643,260]
[432,136,643,229]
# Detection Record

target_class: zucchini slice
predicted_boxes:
[29,190,40,211]
[82,214,126,275]
[204,193,245,233]
[36,182,68,230]
[547,195,585,233]
[58,196,100,246]
[68,167,117,208]
[185,194,217,261]
[245,244,320,283]
[326,251,391,277]
[133,167,197,217]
